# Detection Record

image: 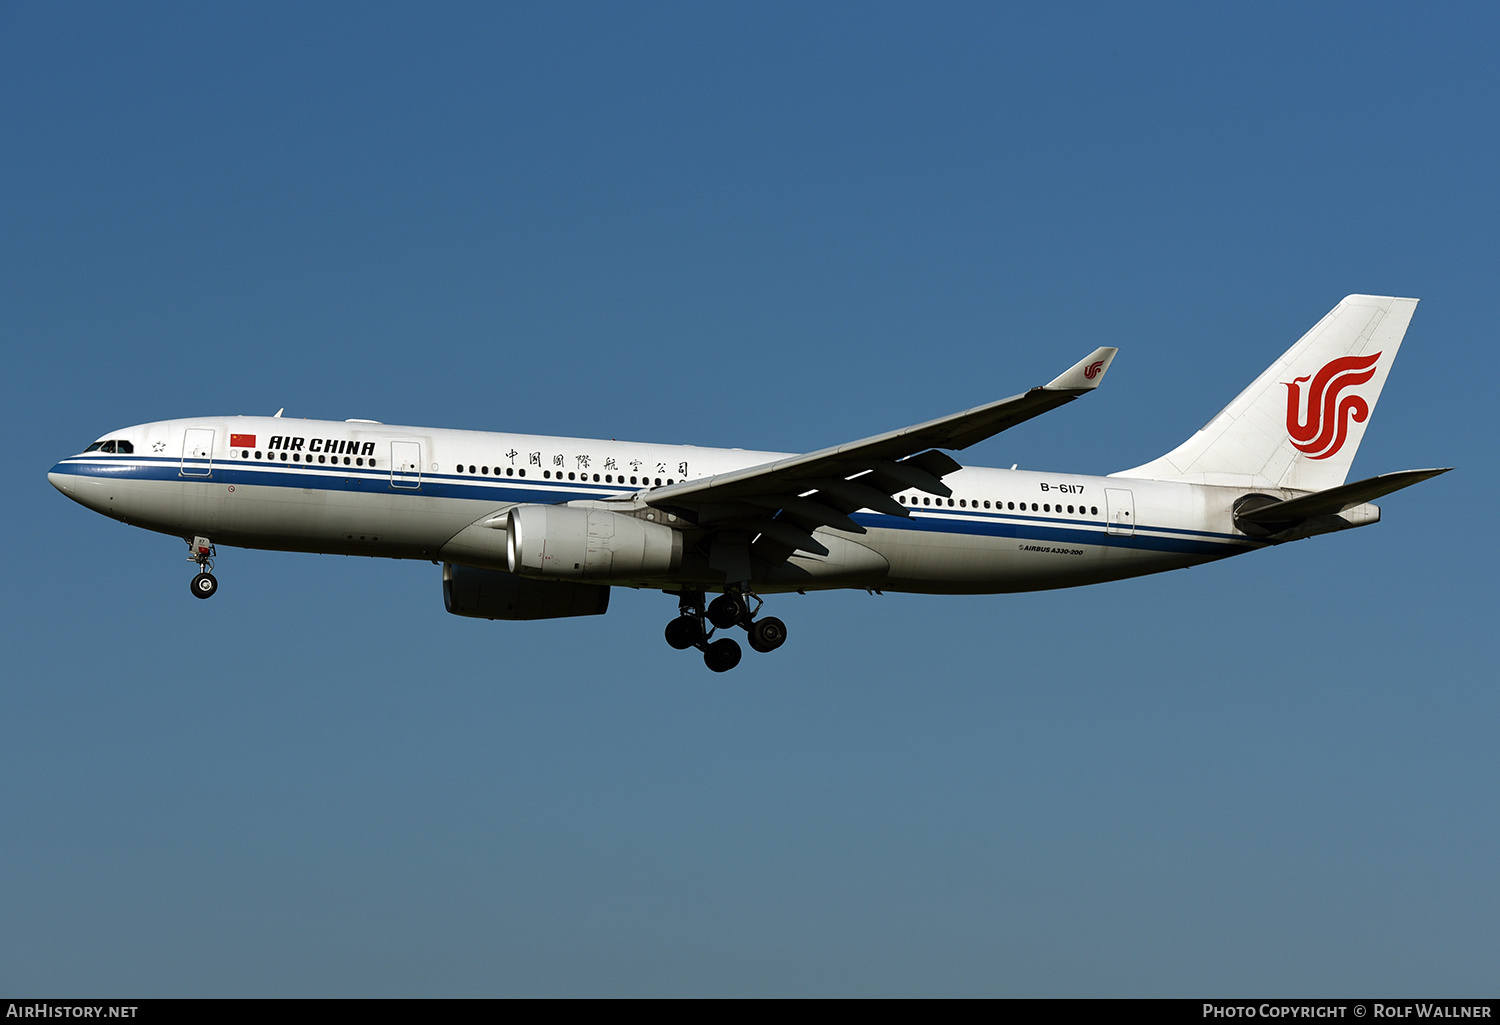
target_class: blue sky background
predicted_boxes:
[3,2,1495,997]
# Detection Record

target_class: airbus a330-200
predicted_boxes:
[49,295,1448,672]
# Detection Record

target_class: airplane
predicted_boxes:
[48,294,1449,672]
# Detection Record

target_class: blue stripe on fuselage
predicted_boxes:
[52,456,1257,557]
[851,510,1250,556]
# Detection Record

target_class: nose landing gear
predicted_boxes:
[187,535,218,599]
[664,588,787,671]
[191,572,218,599]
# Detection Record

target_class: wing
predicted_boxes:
[627,347,1118,562]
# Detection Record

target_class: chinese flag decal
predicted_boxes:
[230,434,256,448]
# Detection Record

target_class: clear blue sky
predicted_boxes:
[3,2,1495,996]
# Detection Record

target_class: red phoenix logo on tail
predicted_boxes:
[1083,360,1105,380]
[1284,351,1381,460]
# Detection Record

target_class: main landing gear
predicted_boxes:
[187,535,218,599]
[664,588,786,673]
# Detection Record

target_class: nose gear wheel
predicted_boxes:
[186,536,219,599]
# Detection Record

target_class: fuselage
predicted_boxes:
[48,414,1276,595]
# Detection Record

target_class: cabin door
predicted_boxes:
[1105,488,1135,536]
[390,441,423,489]
[180,429,214,477]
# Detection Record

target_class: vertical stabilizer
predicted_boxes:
[1112,295,1418,492]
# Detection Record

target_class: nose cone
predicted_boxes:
[48,464,76,496]
[49,460,119,519]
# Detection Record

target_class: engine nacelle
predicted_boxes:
[443,563,610,620]
[506,505,682,581]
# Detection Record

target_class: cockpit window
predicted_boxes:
[83,439,132,454]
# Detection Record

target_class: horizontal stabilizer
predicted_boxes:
[1237,467,1451,525]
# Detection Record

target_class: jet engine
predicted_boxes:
[443,563,610,620]
[506,505,682,581]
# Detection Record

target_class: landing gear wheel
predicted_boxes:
[665,614,705,650]
[190,572,218,599]
[703,637,742,673]
[747,616,787,653]
[707,593,747,629]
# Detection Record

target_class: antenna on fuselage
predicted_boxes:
[273,408,284,418]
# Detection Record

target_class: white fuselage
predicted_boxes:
[48,415,1274,595]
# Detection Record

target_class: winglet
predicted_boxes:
[1045,347,1118,391]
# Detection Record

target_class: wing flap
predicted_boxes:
[745,494,867,534]
[752,518,831,556]
[795,477,910,518]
